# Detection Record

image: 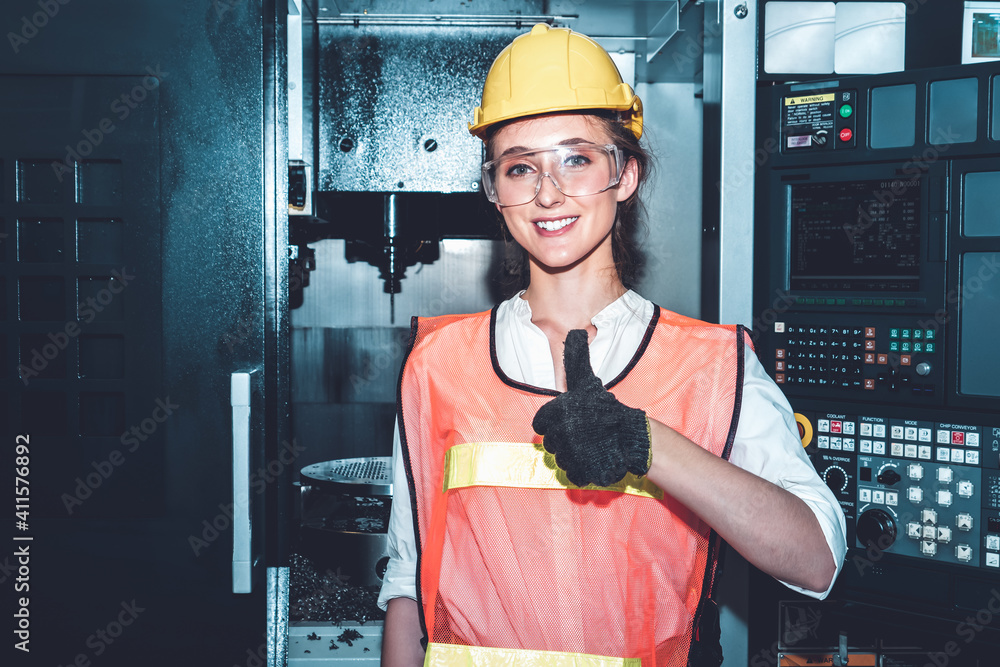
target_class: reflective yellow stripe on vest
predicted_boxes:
[425,642,642,667]
[442,442,663,500]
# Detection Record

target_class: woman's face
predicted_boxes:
[489,114,638,276]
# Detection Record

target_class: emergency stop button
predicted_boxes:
[839,128,853,142]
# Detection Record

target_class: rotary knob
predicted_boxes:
[857,508,897,550]
[822,465,848,494]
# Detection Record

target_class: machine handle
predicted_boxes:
[231,371,253,594]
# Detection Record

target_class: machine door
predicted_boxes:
[1,1,288,665]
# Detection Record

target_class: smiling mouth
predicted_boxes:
[533,216,578,232]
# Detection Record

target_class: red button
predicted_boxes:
[839,128,853,142]
[831,421,842,433]
[952,431,965,445]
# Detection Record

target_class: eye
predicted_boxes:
[560,152,593,169]
[504,161,536,178]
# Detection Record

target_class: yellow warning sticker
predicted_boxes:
[784,94,835,106]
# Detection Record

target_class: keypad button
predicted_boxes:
[902,329,912,339]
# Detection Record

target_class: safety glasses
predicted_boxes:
[481,143,625,207]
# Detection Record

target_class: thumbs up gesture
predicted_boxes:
[531,329,652,487]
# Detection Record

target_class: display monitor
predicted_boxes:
[789,178,921,291]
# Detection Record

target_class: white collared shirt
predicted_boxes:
[377,291,847,609]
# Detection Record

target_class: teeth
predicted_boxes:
[534,216,578,231]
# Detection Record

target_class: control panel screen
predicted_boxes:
[789,179,921,291]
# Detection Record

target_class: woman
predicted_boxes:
[379,23,846,666]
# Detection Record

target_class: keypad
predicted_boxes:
[773,321,940,396]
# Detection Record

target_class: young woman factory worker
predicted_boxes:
[378,23,846,667]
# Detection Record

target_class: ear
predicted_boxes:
[615,156,639,202]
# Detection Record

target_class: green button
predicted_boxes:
[890,328,899,338]
[890,341,899,352]
[827,298,837,305]
[852,299,862,305]
[874,299,884,306]
[913,342,923,352]
[925,342,935,353]
[901,342,911,352]
[836,298,846,305]
[913,329,923,340]
[925,329,936,340]
[839,104,853,118]
[902,329,911,339]
[805,298,815,304]
[898,299,907,306]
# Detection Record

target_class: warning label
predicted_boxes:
[782,93,835,149]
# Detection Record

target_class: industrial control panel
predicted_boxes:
[753,58,1000,664]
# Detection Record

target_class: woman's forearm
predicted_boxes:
[382,597,425,667]
[645,418,837,593]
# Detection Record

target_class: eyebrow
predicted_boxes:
[497,137,592,158]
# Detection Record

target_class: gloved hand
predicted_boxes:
[532,329,652,487]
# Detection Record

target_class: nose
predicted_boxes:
[533,172,565,207]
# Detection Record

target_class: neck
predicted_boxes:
[522,260,627,332]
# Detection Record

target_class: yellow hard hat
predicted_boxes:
[469,23,643,140]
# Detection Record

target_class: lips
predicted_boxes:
[533,216,579,232]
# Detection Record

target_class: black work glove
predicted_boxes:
[532,329,652,487]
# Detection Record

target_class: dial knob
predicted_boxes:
[822,466,848,494]
[877,468,901,485]
[857,508,897,550]
[916,362,932,376]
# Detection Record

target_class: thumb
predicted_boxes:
[562,329,601,392]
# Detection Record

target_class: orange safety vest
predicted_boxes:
[398,305,749,666]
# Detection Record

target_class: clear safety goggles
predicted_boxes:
[481,143,625,207]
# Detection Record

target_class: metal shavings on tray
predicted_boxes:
[288,553,385,624]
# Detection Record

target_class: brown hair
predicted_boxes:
[484,111,652,295]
